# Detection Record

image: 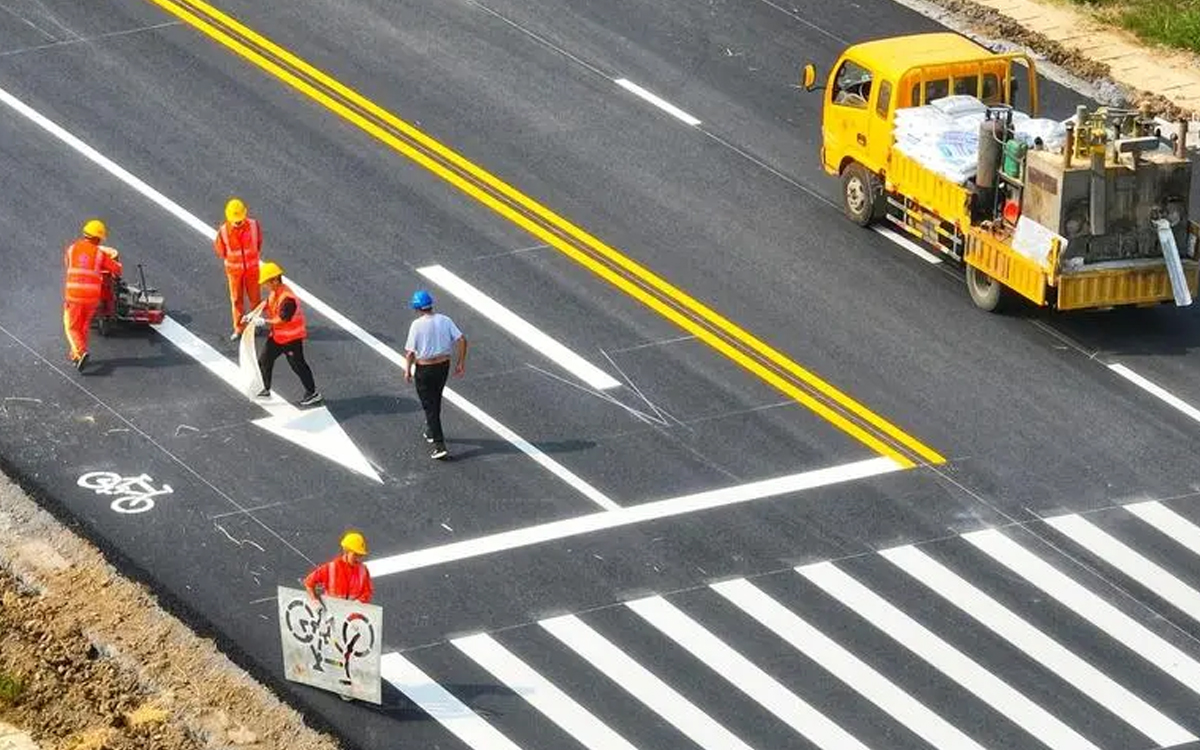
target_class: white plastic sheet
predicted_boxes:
[238,302,265,397]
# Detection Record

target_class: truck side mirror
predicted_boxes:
[802,63,820,92]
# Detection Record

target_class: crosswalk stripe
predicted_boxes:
[379,652,523,750]
[626,595,870,750]
[712,578,985,750]
[965,528,1200,698]
[540,614,756,750]
[799,561,1101,750]
[883,545,1196,748]
[1048,513,1200,627]
[1127,500,1200,558]
[452,633,639,750]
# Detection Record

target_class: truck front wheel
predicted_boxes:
[966,265,1006,312]
[841,164,881,226]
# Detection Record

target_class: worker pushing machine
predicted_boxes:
[250,261,322,407]
[304,531,373,604]
[213,197,262,340]
[63,219,123,372]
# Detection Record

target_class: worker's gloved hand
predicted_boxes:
[254,317,268,328]
[240,313,254,325]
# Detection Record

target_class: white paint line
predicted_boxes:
[452,633,640,750]
[882,544,1195,747]
[799,561,1100,750]
[417,265,620,391]
[153,318,380,482]
[379,652,523,750]
[1108,363,1200,425]
[712,578,986,750]
[0,82,613,501]
[540,614,754,750]
[367,456,900,576]
[282,275,619,511]
[626,595,870,750]
[1127,500,1200,558]
[873,225,944,264]
[614,78,701,126]
[1047,514,1200,628]
[964,528,1200,698]
[0,83,382,482]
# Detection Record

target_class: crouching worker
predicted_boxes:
[250,261,322,406]
[63,219,123,373]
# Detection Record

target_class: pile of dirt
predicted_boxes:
[926,0,1194,119]
[0,472,342,750]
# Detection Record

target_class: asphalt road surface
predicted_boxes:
[3,0,1200,748]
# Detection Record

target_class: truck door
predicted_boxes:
[826,58,874,172]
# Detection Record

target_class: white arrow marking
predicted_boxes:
[0,83,380,484]
[154,318,381,483]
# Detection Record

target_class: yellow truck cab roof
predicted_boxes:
[845,33,994,79]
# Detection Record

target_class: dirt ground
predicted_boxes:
[0,471,341,750]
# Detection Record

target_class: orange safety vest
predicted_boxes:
[63,238,109,304]
[305,557,373,603]
[267,284,306,344]
[214,219,261,273]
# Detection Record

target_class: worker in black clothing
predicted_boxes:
[247,261,322,407]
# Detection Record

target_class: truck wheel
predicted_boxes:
[841,163,881,227]
[966,266,1006,312]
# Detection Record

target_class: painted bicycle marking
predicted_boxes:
[77,471,173,514]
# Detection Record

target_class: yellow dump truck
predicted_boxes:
[804,32,1199,311]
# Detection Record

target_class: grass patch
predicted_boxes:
[0,671,24,705]
[1066,0,1200,55]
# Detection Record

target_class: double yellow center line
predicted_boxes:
[143,0,944,468]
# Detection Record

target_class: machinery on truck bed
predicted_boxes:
[802,32,1199,312]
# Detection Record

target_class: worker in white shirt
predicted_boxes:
[404,290,467,460]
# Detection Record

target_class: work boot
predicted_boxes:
[299,391,323,407]
[422,430,434,444]
[430,442,449,460]
[74,352,89,372]
[255,387,271,399]
[229,330,241,341]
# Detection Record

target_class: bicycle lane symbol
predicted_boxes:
[277,586,382,703]
[77,471,173,514]
[284,598,377,685]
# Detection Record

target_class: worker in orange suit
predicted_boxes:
[213,197,262,340]
[305,531,373,604]
[63,219,122,372]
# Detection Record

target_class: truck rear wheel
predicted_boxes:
[841,163,881,227]
[966,265,1006,312]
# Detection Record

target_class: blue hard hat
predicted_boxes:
[410,289,434,310]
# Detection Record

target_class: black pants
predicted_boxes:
[259,337,316,394]
[414,360,450,443]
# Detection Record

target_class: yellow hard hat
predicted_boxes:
[82,219,107,240]
[340,531,368,556]
[225,197,248,224]
[258,260,283,285]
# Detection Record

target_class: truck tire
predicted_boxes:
[966,265,1006,312]
[841,163,881,227]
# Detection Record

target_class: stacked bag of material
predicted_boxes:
[893,94,1068,185]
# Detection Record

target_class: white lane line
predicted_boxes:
[0,82,614,504]
[367,456,901,576]
[873,225,944,264]
[281,275,619,510]
[882,544,1195,748]
[1047,513,1200,627]
[541,614,755,750]
[799,561,1101,750]
[1127,500,1200,557]
[379,652,523,750]
[1108,363,1200,425]
[626,595,870,750]
[712,578,987,750]
[417,265,621,391]
[614,78,701,126]
[452,633,640,750]
[965,528,1200,698]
